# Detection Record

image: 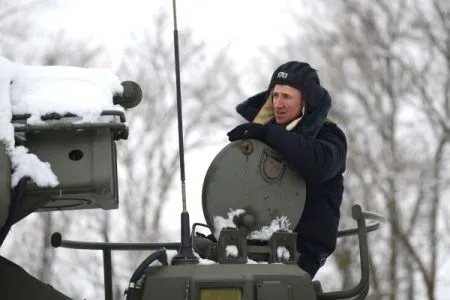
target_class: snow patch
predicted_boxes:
[10,146,59,187]
[0,56,124,187]
[247,216,292,240]
[213,208,292,241]
[213,208,246,239]
[225,245,239,258]
[277,246,291,261]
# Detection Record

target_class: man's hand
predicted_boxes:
[227,123,267,142]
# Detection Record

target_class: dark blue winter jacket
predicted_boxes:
[235,85,347,276]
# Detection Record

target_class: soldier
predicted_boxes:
[227,61,347,278]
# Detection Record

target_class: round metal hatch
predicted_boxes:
[202,139,306,234]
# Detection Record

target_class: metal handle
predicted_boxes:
[51,232,180,300]
[317,204,384,300]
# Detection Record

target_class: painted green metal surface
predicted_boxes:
[202,139,306,234]
[142,264,317,300]
[1,256,72,300]
[7,121,121,225]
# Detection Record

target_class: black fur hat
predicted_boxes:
[267,61,324,115]
[267,61,320,93]
[236,61,331,138]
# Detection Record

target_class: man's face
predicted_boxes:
[272,84,303,126]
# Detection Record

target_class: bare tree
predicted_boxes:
[93,9,245,297]
[0,0,59,56]
[1,32,109,299]
[263,0,450,299]
[0,1,107,298]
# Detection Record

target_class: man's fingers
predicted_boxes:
[227,124,252,141]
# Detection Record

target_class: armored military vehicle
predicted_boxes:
[0,75,384,300]
[0,75,383,300]
[0,2,384,299]
[1,119,383,300]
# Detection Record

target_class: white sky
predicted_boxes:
[40,0,300,73]
[57,0,296,50]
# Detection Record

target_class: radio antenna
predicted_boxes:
[170,0,198,265]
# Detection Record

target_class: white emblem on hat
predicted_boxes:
[277,71,288,79]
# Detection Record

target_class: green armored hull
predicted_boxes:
[142,264,316,300]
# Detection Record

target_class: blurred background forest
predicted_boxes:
[0,0,449,299]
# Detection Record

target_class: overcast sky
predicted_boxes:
[55,0,297,55]
[37,0,305,75]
